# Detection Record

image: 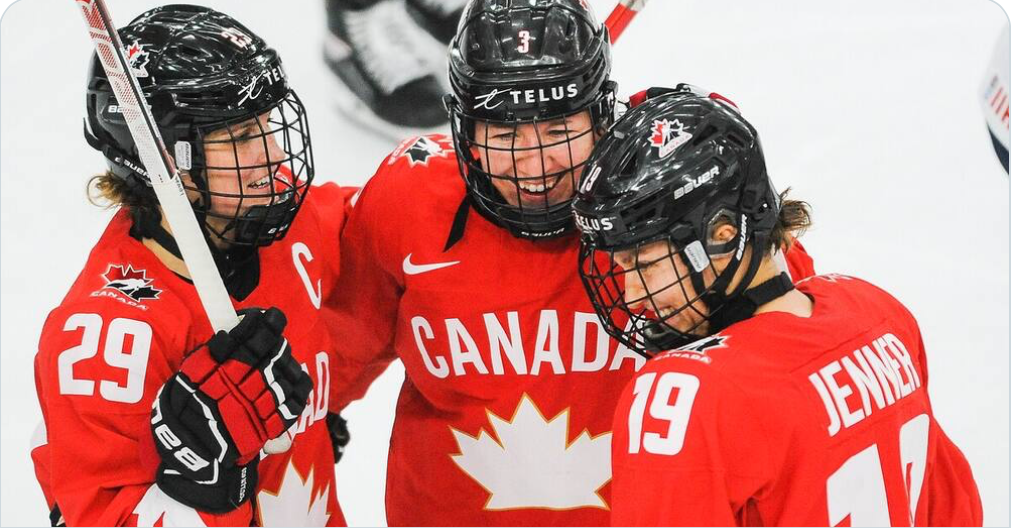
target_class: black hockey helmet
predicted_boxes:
[574,86,783,356]
[85,4,313,248]
[445,0,616,240]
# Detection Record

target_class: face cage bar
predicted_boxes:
[187,91,313,247]
[449,99,612,234]
[579,235,738,358]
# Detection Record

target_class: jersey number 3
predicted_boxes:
[58,313,151,404]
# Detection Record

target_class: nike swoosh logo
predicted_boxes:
[403,254,460,275]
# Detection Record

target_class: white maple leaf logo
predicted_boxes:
[450,394,612,511]
[257,461,330,526]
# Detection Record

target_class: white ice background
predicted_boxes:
[1,0,1008,526]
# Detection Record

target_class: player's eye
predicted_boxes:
[237,126,261,142]
[489,132,516,143]
[637,255,666,273]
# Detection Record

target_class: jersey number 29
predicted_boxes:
[58,313,151,404]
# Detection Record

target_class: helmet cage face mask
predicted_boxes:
[448,90,615,240]
[189,90,313,247]
[578,207,754,358]
[83,5,314,248]
[446,0,615,240]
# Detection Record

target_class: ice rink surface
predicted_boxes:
[1,0,1008,525]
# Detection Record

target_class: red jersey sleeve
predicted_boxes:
[307,181,361,297]
[901,307,981,526]
[917,425,983,526]
[327,157,404,412]
[33,298,249,527]
[610,362,774,526]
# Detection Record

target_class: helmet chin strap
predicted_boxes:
[700,227,794,335]
[223,192,295,247]
[642,227,793,353]
[129,204,261,301]
[640,271,794,354]
[705,271,794,334]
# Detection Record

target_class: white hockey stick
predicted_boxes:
[75,0,239,332]
[75,0,293,454]
[604,0,650,43]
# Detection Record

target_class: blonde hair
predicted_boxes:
[87,171,158,212]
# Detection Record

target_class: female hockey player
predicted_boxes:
[574,88,983,526]
[326,1,813,525]
[32,5,352,526]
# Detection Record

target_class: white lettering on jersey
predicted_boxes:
[809,332,922,437]
[572,312,609,372]
[291,352,331,436]
[531,310,564,375]
[484,312,528,375]
[292,242,321,310]
[410,311,645,378]
[447,318,489,375]
[413,316,450,378]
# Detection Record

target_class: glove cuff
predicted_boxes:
[155,459,258,513]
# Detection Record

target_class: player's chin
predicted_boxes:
[661,309,708,336]
[212,198,271,217]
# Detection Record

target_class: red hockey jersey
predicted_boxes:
[610,274,982,527]
[327,136,816,526]
[32,183,355,527]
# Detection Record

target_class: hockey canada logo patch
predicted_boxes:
[681,335,728,353]
[101,264,161,302]
[649,119,692,159]
[390,136,450,167]
[657,335,727,364]
[126,41,151,78]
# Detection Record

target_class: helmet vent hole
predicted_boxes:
[691,124,719,147]
[628,202,657,226]
[178,45,203,58]
[618,154,638,180]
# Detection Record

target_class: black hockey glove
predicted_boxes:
[327,413,350,464]
[148,307,313,512]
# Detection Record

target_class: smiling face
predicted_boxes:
[613,239,715,338]
[472,110,596,210]
[184,113,293,246]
